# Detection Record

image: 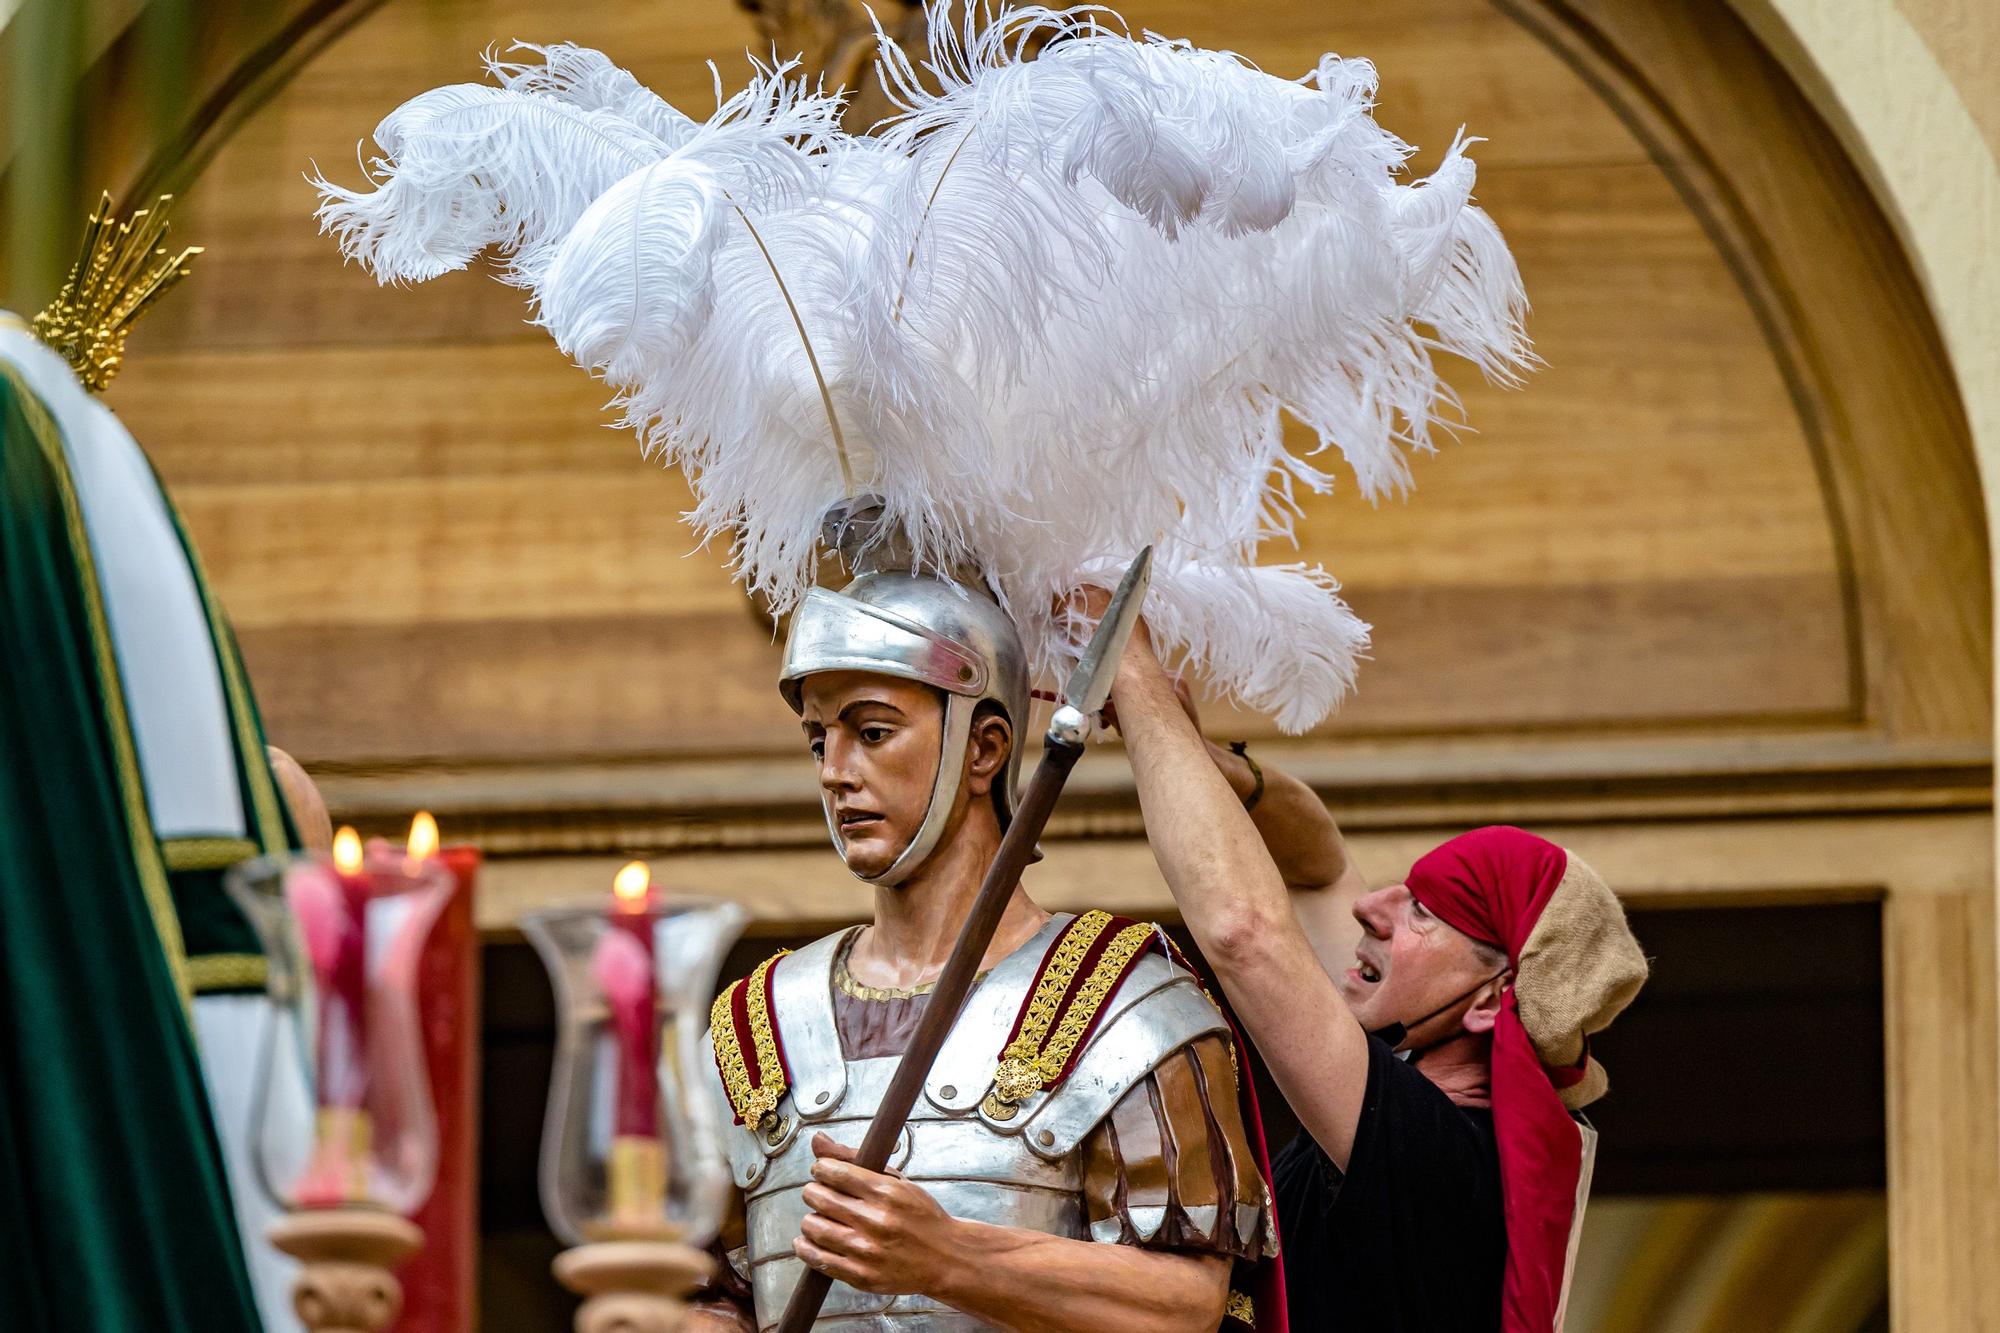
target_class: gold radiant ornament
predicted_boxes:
[32,190,200,393]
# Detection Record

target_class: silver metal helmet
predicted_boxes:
[779,570,1030,886]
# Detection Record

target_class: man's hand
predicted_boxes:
[1063,582,1167,732]
[794,1133,967,1295]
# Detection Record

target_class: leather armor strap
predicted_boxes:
[1159,934,1242,1082]
[1158,938,1286,1333]
[985,910,1161,1117]
[710,951,793,1127]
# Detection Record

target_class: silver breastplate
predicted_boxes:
[705,916,1231,1332]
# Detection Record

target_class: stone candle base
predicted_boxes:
[268,1207,422,1333]
[554,1232,713,1333]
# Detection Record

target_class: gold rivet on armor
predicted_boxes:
[958,665,974,681]
[940,1085,957,1099]
[980,1092,1019,1122]
[763,1114,791,1147]
[1037,1129,1055,1146]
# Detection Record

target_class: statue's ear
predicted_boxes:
[965,706,1013,798]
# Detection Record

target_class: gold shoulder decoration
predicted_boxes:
[982,910,1160,1120]
[709,950,792,1131]
[32,191,201,394]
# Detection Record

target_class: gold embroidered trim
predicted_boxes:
[188,952,268,992]
[1010,911,1113,1059]
[162,837,260,873]
[709,951,790,1128]
[1036,921,1154,1080]
[985,913,1154,1117]
[1225,1290,1255,1323]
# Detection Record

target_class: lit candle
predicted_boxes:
[291,826,372,1204]
[593,860,665,1222]
[598,861,659,1137]
[405,809,439,871]
[323,827,371,1109]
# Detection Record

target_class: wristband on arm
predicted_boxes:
[1228,741,1265,813]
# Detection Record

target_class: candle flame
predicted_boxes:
[332,826,363,874]
[407,810,439,861]
[613,860,652,910]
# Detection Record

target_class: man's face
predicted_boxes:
[799,671,945,879]
[1337,884,1504,1037]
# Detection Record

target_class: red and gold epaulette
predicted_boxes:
[709,950,792,1130]
[981,910,1163,1120]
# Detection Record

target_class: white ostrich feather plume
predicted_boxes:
[312,2,1532,732]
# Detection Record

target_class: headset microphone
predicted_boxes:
[1366,967,1511,1056]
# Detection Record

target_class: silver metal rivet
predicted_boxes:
[1037,1129,1055,1146]
[940,1085,957,1099]
[814,1091,830,1106]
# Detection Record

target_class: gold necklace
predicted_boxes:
[833,930,986,1001]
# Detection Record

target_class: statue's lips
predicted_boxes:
[837,810,885,833]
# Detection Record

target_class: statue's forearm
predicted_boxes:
[684,1300,755,1333]
[927,1219,1229,1333]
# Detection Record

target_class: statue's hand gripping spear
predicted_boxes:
[774,547,1154,1333]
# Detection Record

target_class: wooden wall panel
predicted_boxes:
[245,611,796,763]
[1538,0,1992,739]
[100,0,1867,768]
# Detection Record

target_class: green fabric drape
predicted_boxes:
[0,366,264,1332]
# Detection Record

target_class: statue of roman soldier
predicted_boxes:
[691,533,1277,1331]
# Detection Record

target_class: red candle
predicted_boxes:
[595,861,660,1139]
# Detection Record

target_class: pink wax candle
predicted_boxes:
[297,826,369,1110]
[288,826,375,1205]
[594,861,660,1139]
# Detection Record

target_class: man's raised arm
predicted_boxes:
[1144,683,1369,982]
[1109,621,1374,1166]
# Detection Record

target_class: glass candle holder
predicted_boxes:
[522,890,748,1247]
[225,839,454,1214]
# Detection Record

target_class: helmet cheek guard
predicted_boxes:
[779,574,1030,886]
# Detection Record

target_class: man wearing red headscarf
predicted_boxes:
[1109,624,1649,1332]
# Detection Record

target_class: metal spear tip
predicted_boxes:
[1062,546,1154,724]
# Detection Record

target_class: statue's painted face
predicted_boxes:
[798,671,947,879]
